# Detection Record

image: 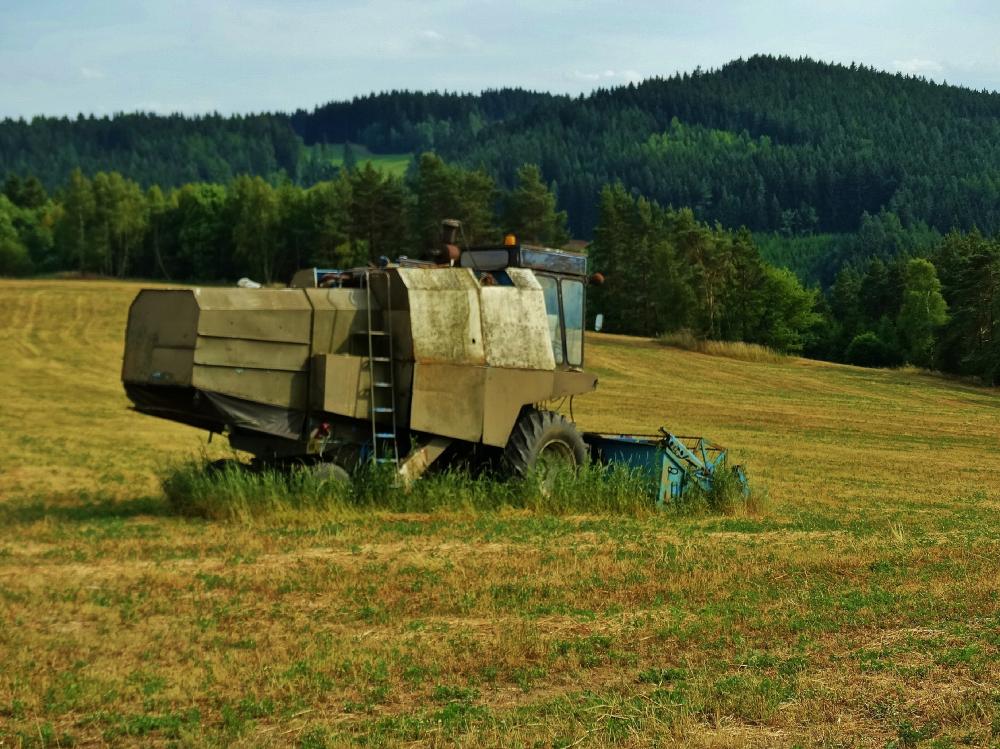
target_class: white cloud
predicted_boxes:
[892,58,943,76]
[569,69,644,84]
[79,66,105,80]
[418,29,444,41]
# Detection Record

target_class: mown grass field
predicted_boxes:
[325,144,412,177]
[1,278,999,748]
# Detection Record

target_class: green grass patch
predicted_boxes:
[162,458,762,522]
[162,460,659,521]
[322,143,412,176]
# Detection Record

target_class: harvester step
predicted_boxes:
[374,458,397,464]
[371,356,391,362]
[375,432,396,439]
[359,330,388,336]
[373,407,394,413]
[373,382,393,388]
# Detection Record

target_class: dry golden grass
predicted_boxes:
[657,330,787,364]
[1,279,999,748]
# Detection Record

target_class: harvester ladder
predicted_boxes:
[364,270,399,468]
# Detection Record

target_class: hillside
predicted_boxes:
[6,55,1000,270]
[1,279,999,745]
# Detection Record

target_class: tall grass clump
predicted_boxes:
[162,459,352,522]
[669,464,765,517]
[162,459,656,521]
[658,329,786,364]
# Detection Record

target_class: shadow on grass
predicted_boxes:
[0,494,176,525]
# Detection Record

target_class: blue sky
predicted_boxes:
[3,0,1000,118]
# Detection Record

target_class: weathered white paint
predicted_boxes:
[480,268,556,370]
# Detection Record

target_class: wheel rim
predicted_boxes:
[536,439,576,489]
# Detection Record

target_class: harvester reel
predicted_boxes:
[502,409,587,484]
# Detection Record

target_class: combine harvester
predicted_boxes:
[122,223,744,503]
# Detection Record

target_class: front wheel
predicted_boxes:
[501,409,587,484]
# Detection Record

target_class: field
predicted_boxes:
[1,279,999,748]
[324,144,412,177]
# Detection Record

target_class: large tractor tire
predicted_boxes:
[308,461,351,484]
[502,409,588,482]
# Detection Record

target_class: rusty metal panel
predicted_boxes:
[551,369,598,398]
[191,365,309,410]
[481,269,555,370]
[480,367,599,447]
[194,337,309,372]
[481,368,556,447]
[122,289,199,383]
[146,347,194,386]
[311,354,364,417]
[195,288,312,344]
[194,287,311,311]
[368,270,411,311]
[410,362,485,442]
[397,268,485,365]
[197,309,312,343]
[386,310,414,360]
[306,288,368,355]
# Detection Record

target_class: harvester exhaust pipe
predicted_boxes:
[435,219,462,265]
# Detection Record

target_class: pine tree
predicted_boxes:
[341,142,358,173]
[503,164,569,246]
[0,196,31,275]
[230,176,280,283]
[56,169,96,273]
[897,258,948,366]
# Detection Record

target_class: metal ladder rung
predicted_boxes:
[366,269,399,468]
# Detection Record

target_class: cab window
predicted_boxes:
[537,274,563,364]
[562,279,584,367]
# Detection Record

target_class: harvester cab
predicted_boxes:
[459,237,588,371]
[122,221,745,501]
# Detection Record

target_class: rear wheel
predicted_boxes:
[502,409,587,485]
[307,461,351,484]
[205,457,247,474]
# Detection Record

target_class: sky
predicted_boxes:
[3,0,1000,118]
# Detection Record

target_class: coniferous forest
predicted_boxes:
[4,55,1000,382]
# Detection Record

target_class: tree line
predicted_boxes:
[0,155,567,285]
[814,235,1000,383]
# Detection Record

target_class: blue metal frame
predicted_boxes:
[585,428,747,507]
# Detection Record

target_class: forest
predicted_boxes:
[8,55,1000,265]
[4,55,1000,382]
